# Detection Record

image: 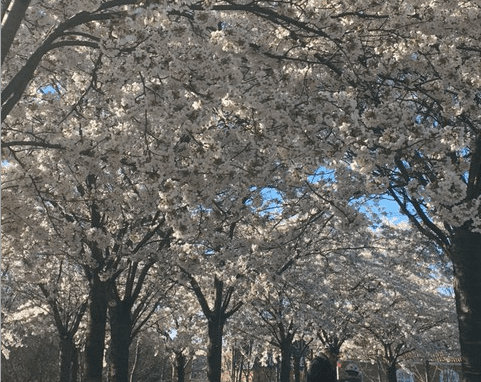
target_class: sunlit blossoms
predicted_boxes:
[2,0,480,381]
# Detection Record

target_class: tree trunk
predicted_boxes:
[129,339,140,382]
[386,363,397,382]
[277,357,281,382]
[451,228,481,382]
[1,0,32,63]
[84,275,109,382]
[59,335,77,382]
[292,340,308,382]
[424,360,430,382]
[175,351,186,382]
[109,302,132,382]
[207,316,225,382]
[376,359,385,382]
[237,357,244,382]
[72,346,79,382]
[293,355,301,382]
[184,274,242,382]
[279,343,292,382]
[184,273,242,382]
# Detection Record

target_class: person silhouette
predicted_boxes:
[343,363,362,382]
[306,354,337,382]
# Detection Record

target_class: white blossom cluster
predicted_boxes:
[2,0,474,367]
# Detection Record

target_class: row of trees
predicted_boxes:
[2,0,479,381]
[2,211,458,382]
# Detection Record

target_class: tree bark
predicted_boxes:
[38,283,86,382]
[424,360,430,382]
[293,354,301,382]
[182,272,242,382]
[59,335,78,382]
[129,339,140,382]
[279,342,292,382]
[1,0,32,63]
[175,351,186,382]
[292,340,309,382]
[376,359,385,382]
[451,228,481,382]
[386,363,397,382]
[72,345,79,382]
[207,315,225,382]
[109,302,132,382]
[237,357,244,382]
[84,274,109,382]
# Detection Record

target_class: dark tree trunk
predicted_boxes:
[376,359,385,382]
[293,355,301,382]
[1,0,32,63]
[175,351,186,382]
[386,363,397,382]
[231,346,237,382]
[84,275,109,382]
[292,339,308,382]
[451,228,481,382]
[207,315,225,382]
[38,283,86,382]
[59,335,78,382]
[107,259,160,382]
[72,346,79,382]
[279,342,292,382]
[378,343,411,382]
[424,360,430,382]
[109,303,132,382]
[181,272,242,382]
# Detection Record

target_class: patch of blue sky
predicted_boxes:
[37,84,63,99]
[167,328,177,340]
[258,187,284,216]
[357,196,408,225]
[438,285,454,297]
[256,165,407,223]
[307,166,336,184]
[308,165,407,224]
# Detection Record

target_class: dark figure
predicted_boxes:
[306,354,337,382]
[343,363,362,382]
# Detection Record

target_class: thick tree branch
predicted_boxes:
[225,301,243,319]
[178,265,212,317]
[1,1,135,122]
[1,139,64,149]
[213,276,224,314]
[1,0,32,64]
[130,260,156,303]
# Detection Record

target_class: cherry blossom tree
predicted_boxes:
[107,260,175,382]
[179,270,243,382]
[249,280,312,382]
[3,1,479,381]
[38,268,88,382]
[1,221,89,382]
[154,293,209,382]
[341,225,459,382]
[248,2,480,378]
